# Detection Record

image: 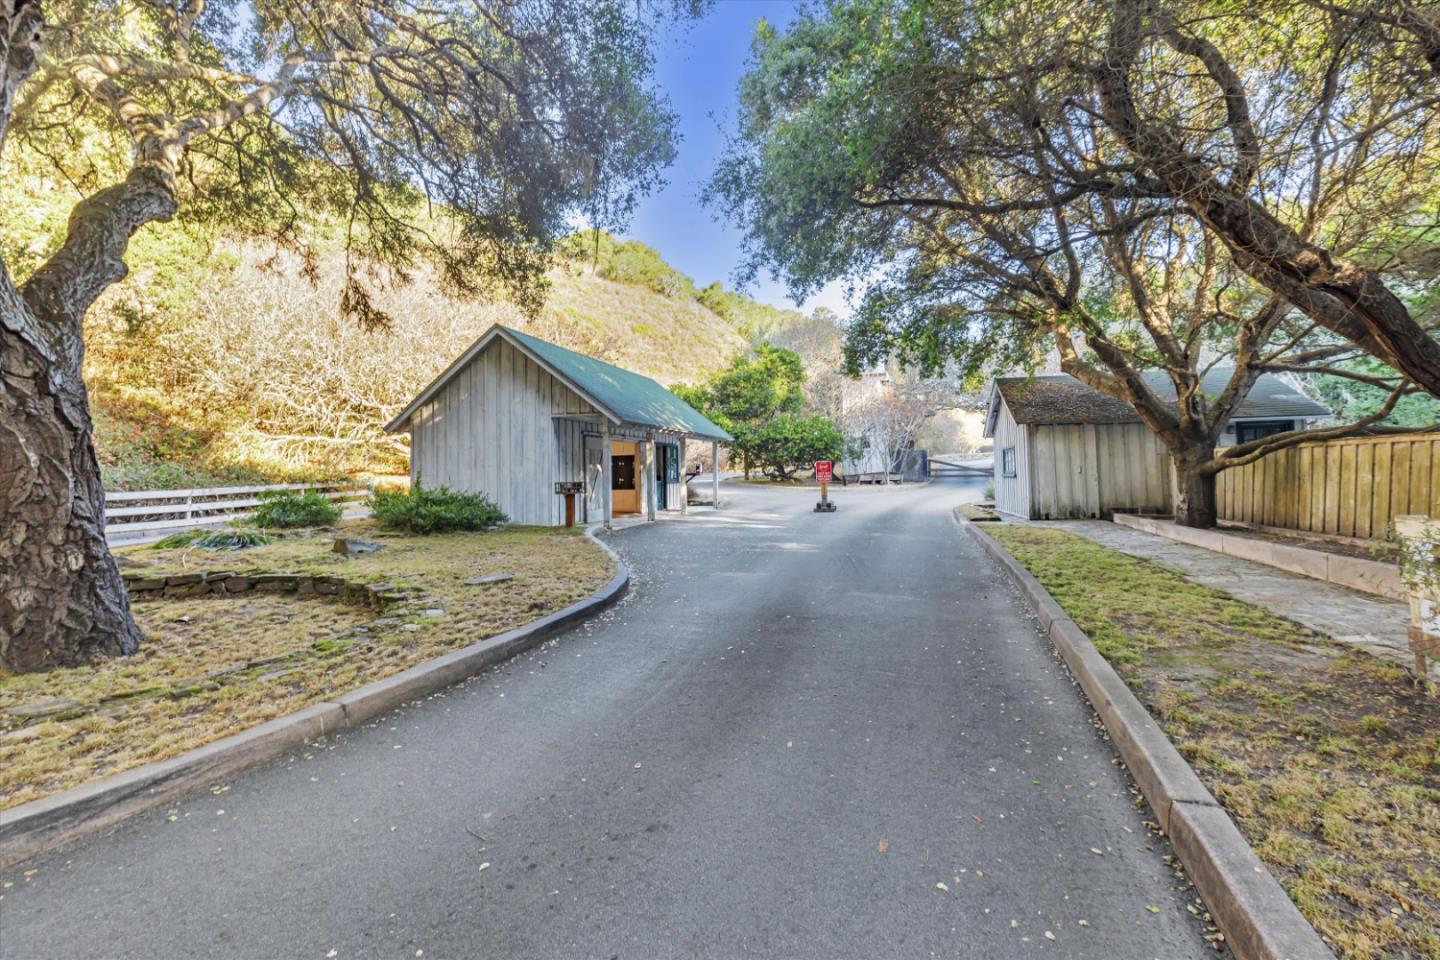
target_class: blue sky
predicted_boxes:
[615,1,854,320]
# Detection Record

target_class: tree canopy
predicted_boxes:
[709,0,1440,524]
[674,344,839,478]
[0,0,701,672]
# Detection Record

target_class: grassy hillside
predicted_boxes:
[81,235,766,487]
[1,156,810,488]
[57,222,792,494]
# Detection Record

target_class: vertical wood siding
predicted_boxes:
[1217,433,1440,537]
[1029,422,1172,520]
[991,402,1031,518]
[410,339,598,525]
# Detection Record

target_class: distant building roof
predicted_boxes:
[986,368,1331,432]
[386,325,733,441]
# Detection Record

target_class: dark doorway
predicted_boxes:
[611,455,636,490]
[655,445,668,510]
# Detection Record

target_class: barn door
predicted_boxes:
[583,435,605,522]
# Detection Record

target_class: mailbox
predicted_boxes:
[555,480,584,527]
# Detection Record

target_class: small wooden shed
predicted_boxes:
[983,369,1330,520]
[385,325,731,526]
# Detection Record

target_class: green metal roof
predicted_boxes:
[502,327,731,441]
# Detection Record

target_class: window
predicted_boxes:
[1233,420,1294,445]
[1001,446,1017,478]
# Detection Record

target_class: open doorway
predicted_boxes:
[610,440,640,515]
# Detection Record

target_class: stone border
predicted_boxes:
[955,511,1334,960]
[1115,513,1402,600]
[123,570,412,607]
[0,529,628,870]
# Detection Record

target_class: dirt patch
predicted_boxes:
[1219,524,1398,563]
[989,525,1439,959]
[0,520,612,808]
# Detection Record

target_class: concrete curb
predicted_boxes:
[1114,513,1403,600]
[0,528,629,870]
[953,510,1334,960]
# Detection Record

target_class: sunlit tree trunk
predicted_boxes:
[2,149,178,670]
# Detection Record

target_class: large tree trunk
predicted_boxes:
[2,269,143,671]
[1,162,178,671]
[1172,442,1219,529]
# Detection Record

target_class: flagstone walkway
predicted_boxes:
[1043,520,1435,681]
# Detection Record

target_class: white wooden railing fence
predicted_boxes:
[104,482,370,538]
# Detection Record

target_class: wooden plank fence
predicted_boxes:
[105,482,370,538]
[1217,433,1440,539]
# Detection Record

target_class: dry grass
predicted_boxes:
[988,525,1440,960]
[0,519,612,809]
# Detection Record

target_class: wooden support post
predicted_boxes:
[643,432,656,522]
[712,440,720,509]
[602,420,613,530]
[679,437,688,515]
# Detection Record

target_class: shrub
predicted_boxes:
[195,529,274,550]
[252,489,342,528]
[752,415,845,481]
[369,485,507,534]
[149,528,273,549]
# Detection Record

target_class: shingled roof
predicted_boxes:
[987,368,1331,431]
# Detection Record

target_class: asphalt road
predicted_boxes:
[0,480,1219,959]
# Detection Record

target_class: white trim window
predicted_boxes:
[1001,446,1017,478]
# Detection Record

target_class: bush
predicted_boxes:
[369,485,507,534]
[252,489,342,528]
[148,528,273,550]
[196,529,274,550]
[753,415,845,481]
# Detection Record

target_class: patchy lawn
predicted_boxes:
[0,519,612,809]
[987,525,1439,960]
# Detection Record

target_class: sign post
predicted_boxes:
[813,461,836,513]
[554,481,583,527]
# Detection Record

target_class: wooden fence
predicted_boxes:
[105,482,370,539]
[1216,433,1440,539]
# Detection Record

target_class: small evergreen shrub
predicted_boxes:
[252,489,342,528]
[195,529,274,550]
[149,528,273,549]
[370,485,507,534]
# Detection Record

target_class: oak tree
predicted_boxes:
[710,0,1438,526]
[0,0,696,671]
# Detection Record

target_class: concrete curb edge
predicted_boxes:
[0,528,629,870]
[953,510,1334,960]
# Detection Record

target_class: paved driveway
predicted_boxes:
[0,481,1217,959]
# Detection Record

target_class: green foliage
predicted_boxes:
[7,2,699,322]
[1310,358,1440,428]
[559,231,695,298]
[370,485,507,534]
[252,490,343,529]
[709,344,807,424]
[557,230,808,342]
[198,530,274,550]
[751,415,846,480]
[673,344,819,475]
[147,529,273,550]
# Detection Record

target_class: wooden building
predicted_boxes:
[983,369,1330,520]
[385,325,731,527]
